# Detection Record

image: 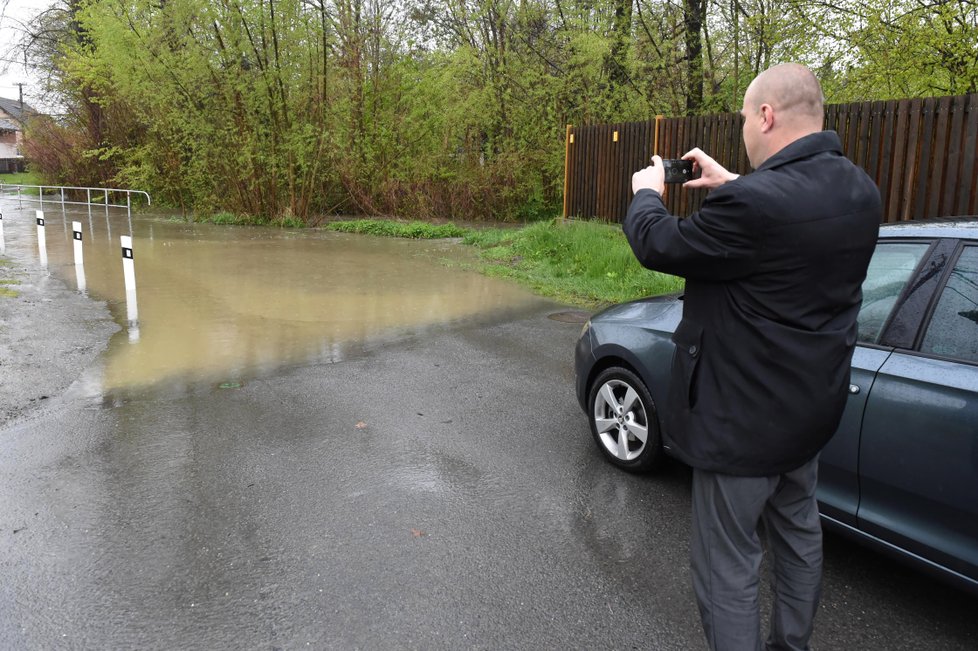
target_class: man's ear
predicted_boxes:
[759,103,775,133]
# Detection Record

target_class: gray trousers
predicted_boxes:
[691,456,822,651]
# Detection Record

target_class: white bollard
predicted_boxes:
[126,287,139,343]
[75,261,87,294]
[36,210,47,268]
[72,221,84,265]
[121,235,139,341]
[0,212,5,253]
[121,235,136,292]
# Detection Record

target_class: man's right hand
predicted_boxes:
[632,155,666,196]
[682,148,739,190]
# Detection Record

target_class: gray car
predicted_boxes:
[574,220,978,595]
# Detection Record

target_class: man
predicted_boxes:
[622,64,881,650]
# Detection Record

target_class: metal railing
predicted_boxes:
[0,183,151,214]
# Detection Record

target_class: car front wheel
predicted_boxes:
[587,366,662,472]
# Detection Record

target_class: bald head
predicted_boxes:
[745,63,824,127]
[740,63,825,167]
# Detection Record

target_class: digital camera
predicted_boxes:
[661,159,696,184]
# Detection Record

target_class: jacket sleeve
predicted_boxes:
[622,184,759,281]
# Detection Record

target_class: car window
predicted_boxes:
[920,246,978,362]
[858,242,931,344]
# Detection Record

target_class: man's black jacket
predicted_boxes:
[623,131,881,476]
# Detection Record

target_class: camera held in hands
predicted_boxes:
[660,159,696,184]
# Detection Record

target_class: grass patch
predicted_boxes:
[0,276,20,299]
[0,170,42,195]
[206,212,263,226]
[464,219,683,306]
[0,170,41,186]
[326,219,468,239]
[190,212,305,228]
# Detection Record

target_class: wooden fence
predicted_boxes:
[563,93,978,223]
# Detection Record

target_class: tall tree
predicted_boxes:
[684,0,705,112]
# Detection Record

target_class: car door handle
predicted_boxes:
[849,384,860,395]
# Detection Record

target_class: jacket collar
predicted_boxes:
[755,130,844,172]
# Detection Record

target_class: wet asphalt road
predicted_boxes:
[1,305,977,649]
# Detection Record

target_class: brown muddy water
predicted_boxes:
[0,200,549,394]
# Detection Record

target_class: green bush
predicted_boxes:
[326,219,469,239]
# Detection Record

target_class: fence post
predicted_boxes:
[653,115,664,156]
[563,124,573,220]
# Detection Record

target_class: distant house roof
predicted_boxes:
[0,118,21,131]
[0,96,39,127]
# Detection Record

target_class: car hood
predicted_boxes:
[591,292,684,332]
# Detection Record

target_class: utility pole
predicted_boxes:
[16,82,24,108]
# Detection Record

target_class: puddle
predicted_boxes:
[0,200,549,393]
[547,310,591,324]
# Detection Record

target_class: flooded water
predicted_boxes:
[0,199,548,394]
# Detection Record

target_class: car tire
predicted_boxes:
[587,366,662,473]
